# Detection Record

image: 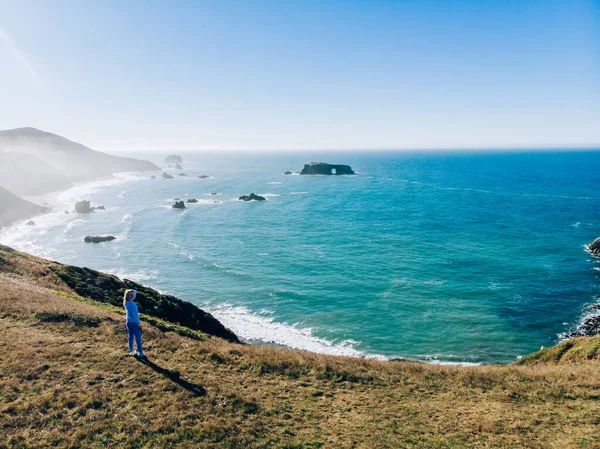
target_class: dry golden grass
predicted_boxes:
[1,246,600,448]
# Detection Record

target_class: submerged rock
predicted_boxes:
[300,162,355,176]
[75,200,93,214]
[178,173,188,176]
[198,175,210,179]
[26,220,35,226]
[84,236,116,243]
[172,201,186,209]
[162,172,174,179]
[187,199,198,203]
[589,238,600,257]
[239,193,266,202]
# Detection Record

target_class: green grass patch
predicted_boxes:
[35,311,101,327]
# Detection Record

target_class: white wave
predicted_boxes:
[207,302,386,360]
[290,192,308,195]
[267,182,282,185]
[258,193,280,198]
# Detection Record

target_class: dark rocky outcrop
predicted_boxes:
[589,238,600,257]
[64,210,69,214]
[300,162,355,176]
[84,236,116,243]
[26,220,35,226]
[175,163,183,170]
[53,264,240,343]
[239,193,266,202]
[75,200,93,214]
[0,186,48,228]
[151,175,156,179]
[162,172,174,179]
[172,201,186,209]
[211,192,218,196]
[178,173,188,177]
[164,155,183,164]
[95,205,106,211]
[187,199,198,203]
[284,171,293,175]
[198,175,210,179]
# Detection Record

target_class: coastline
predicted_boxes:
[2,158,597,366]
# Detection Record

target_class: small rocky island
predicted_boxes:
[162,172,174,179]
[174,163,183,170]
[300,162,355,175]
[164,155,183,164]
[239,193,266,202]
[84,236,116,243]
[172,201,186,209]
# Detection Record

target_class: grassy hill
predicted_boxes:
[1,245,600,448]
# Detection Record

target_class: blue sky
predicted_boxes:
[0,0,598,151]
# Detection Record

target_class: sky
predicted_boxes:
[0,0,599,151]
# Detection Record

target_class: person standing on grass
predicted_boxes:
[123,289,145,357]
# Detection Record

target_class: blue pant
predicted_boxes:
[127,322,143,353]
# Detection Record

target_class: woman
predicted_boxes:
[123,289,145,357]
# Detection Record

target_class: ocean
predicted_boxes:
[2,150,599,364]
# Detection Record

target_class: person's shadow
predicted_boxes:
[136,357,207,397]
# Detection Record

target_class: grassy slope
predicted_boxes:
[1,247,600,448]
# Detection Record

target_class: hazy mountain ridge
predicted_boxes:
[0,127,159,196]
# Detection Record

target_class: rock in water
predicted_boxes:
[75,200,93,214]
[164,155,183,164]
[589,238,600,257]
[172,201,186,209]
[198,175,210,179]
[178,173,188,176]
[84,236,116,243]
[95,205,106,210]
[187,199,198,203]
[284,171,292,175]
[26,220,35,226]
[150,175,156,179]
[162,172,174,179]
[300,162,355,175]
[239,193,266,202]
[174,163,183,170]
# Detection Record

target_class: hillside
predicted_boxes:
[0,186,48,228]
[0,127,159,196]
[1,245,600,448]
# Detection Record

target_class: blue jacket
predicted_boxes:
[125,300,141,325]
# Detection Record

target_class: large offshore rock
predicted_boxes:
[75,200,93,214]
[300,162,355,175]
[239,193,266,202]
[589,237,600,257]
[84,236,116,243]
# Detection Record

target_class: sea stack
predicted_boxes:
[162,172,174,179]
[175,163,183,170]
[75,200,93,214]
[172,201,186,209]
[164,155,183,164]
[300,162,355,175]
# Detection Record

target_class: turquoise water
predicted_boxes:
[3,150,599,364]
